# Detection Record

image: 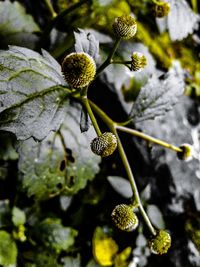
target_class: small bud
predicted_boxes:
[113,14,137,39]
[90,132,117,157]
[131,52,147,71]
[61,52,96,89]
[111,204,139,232]
[177,143,193,161]
[149,230,171,255]
[153,2,170,18]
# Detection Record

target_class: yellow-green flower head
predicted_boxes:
[154,2,170,18]
[112,14,137,39]
[111,204,139,232]
[131,52,147,71]
[149,230,171,255]
[177,143,194,161]
[61,52,96,89]
[90,132,117,157]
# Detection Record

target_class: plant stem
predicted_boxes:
[96,38,121,76]
[116,125,182,153]
[81,97,102,137]
[89,100,156,235]
[39,0,89,48]
[191,0,198,12]
[44,0,57,18]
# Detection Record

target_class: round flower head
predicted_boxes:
[149,230,171,255]
[177,143,193,161]
[61,52,96,89]
[112,14,137,39]
[111,204,139,232]
[131,52,147,71]
[90,132,117,158]
[154,2,170,18]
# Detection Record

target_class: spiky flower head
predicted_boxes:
[61,52,96,89]
[177,143,193,161]
[112,14,137,39]
[90,132,117,157]
[111,204,139,232]
[154,2,170,18]
[149,230,171,255]
[131,52,147,71]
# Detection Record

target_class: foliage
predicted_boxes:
[0,0,199,266]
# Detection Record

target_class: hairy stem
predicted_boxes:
[96,38,121,76]
[116,125,182,153]
[81,97,102,137]
[89,100,156,235]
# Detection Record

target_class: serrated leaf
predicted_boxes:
[12,207,26,227]
[18,103,100,200]
[0,230,17,266]
[130,62,185,123]
[0,46,68,140]
[147,205,165,229]
[156,0,200,41]
[107,176,132,198]
[36,218,77,252]
[74,29,100,62]
[0,0,40,49]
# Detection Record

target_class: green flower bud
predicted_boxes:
[154,2,170,18]
[131,52,147,71]
[177,143,193,161]
[111,204,139,232]
[61,52,96,89]
[149,230,171,255]
[112,15,137,39]
[90,132,117,157]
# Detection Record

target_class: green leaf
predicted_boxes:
[0,230,17,266]
[129,62,185,123]
[74,29,100,63]
[18,103,100,200]
[36,218,77,252]
[61,255,81,267]
[25,249,61,267]
[12,207,26,227]
[0,0,40,49]
[0,46,69,140]
[147,205,165,229]
[157,0,200,41]
[107,176,132,198]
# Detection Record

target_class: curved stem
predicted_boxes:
[39,0,90,48]
[89,100,156,235]
[96,38,121,76]
[116,125,182,153]
[81,97,102,137]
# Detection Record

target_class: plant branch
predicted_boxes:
[96,38,121,76]
[44,0,57,18]
[89,100,156,235]
[81,97,102,137]
[39,0,90,47]
[116,125,182,153]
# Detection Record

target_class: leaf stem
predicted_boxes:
[44,0,57,18]
[89,100,156,235]
[39,0,90,47]
[116,125,182,153]
[96,38,121,76]
[81,97,102,137]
